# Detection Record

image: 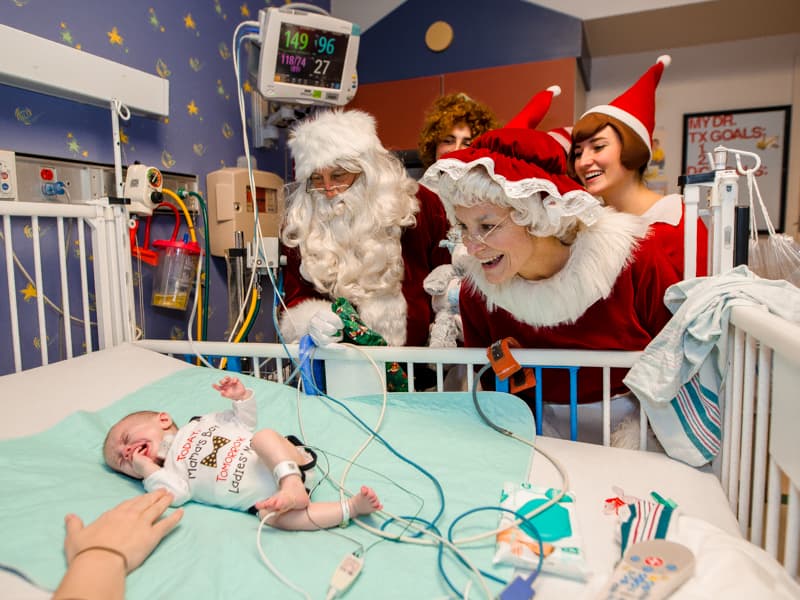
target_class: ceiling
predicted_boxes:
[333,0,800,57]
[580,0,800,56]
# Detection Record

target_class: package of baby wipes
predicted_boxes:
[494,482,592,581]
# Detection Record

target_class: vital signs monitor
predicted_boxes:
[256,6,360,106]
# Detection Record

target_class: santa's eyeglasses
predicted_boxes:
[306,169,361,194]
[453,214,511,246]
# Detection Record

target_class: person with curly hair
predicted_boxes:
[418,93,498,170]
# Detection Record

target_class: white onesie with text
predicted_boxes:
[143,391,277,511]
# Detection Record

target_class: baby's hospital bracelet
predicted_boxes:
[72,545,129,572]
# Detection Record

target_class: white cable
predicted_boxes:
[293,344,496,598]
[255,512,312,599]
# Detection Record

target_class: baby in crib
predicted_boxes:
[103,375,381,530]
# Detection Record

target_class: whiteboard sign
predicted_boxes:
[682,106,791,233]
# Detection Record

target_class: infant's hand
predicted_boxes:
[131,447,157,478]
[212,376,247,401]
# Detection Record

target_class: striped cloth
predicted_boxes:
[619,499,676,556]
[624,266,800,466]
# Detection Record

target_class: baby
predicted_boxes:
[103,375,381,530]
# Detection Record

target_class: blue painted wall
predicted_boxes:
[357,0,582,83]
[0,1,328,372]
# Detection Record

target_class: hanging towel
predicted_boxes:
[624,265,800,466]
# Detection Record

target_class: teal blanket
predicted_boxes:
[0,368,534,598]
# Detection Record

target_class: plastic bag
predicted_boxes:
[746,170,800,287]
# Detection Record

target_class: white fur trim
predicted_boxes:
[657,55,671,68]
[279,299,332,343]
[288,110,384,181]
[547,129,571,153]
[420,155,603,235]
[547,85,562,97]
[580,104,652,155]
[463,208,649,326]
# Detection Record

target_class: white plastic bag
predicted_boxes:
[746,170,800,287]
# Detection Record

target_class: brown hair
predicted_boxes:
[418,93,498,169]
[567,113,649,179]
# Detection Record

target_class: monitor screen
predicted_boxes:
[256,7,359,106]
[275,22,348,90]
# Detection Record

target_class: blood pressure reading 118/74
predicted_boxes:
[275,22,348,89]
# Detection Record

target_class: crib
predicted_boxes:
[1,198,798,598]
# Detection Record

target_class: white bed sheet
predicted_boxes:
[0,344,744,599]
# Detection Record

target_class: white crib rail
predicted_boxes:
[134,338,642,446]
[0,200,133,373]
[725,305,800,578]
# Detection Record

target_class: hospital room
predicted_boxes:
[1,0,799,597]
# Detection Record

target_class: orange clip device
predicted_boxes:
[486,338,536,393]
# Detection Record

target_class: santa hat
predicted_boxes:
[420,86,601,236]
[581,55,671,157]
[547,126,573,154]
[288,109,384,181]
[504,85,561,129]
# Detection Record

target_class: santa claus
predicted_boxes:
[278,109,451,347]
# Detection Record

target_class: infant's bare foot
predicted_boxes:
[255,477,310,518]
[349,486,382,517]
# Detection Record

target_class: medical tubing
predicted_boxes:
[303,350,499,598]
[240,292,261,340]
[162,187,204,354]
[298,354,493,598]
[307,352,447,531]
[446,506,545,586]
[161,188,196,242]
[458,366,570,546]
[256,513,312,599]
[153,201,181,242]
[280,2,330,15]
[184,189,211,340]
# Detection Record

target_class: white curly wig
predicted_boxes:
[282,109,420,303]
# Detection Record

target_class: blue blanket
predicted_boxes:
[0,368,534,598]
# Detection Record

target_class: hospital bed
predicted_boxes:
[1,200,799,598]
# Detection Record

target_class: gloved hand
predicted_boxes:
[308,308,344,346]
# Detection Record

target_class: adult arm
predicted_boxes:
[53,489,183,600]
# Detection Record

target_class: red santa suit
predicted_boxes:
[459,207,679,405]
[643,193,708,277]
[281,183,450,346]
[278,109,451,346]
[419,84,682,410]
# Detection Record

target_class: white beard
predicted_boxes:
[298,187,408,343]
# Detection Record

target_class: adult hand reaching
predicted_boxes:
[54,489,183,600]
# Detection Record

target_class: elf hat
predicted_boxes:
[420,87,601,237]
[547,126,573,154]
[580,55,671,157]
[288,109,384,181]
[504,85,561,129]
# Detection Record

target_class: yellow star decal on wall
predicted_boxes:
[240,4,250,17]
[187,100,199,115]
[184,13,196,30]
[242,81,253,93]
[107,26,123,46]
[21,282,37,301]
